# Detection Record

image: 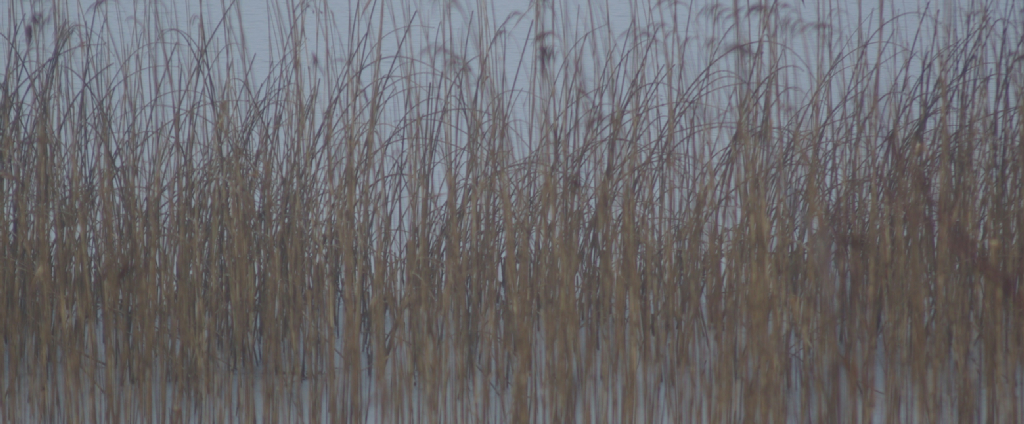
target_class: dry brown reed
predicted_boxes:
[2,0,1023,422]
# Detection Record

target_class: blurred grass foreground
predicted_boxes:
[2,0,1024,422]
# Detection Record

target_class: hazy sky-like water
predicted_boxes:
[3,0,1017,154]
[6,0,1008,82]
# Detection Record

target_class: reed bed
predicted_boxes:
[2,0,1023,422]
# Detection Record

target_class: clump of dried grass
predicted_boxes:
[2,0,1023,422]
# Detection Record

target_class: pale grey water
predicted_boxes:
[9,0,969,73]
[6,0,1001,120]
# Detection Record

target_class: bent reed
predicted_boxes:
[2,0,1023,422]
